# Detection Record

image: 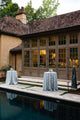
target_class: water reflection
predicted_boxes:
[0,91,80,120]
[44,100,57,112]
[6,92,17,100]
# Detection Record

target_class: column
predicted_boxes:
[55,35,58,74]
[22,40,24,75]
[66,34,69,80]
[78,32,80,81]
[37,38,40,76]
[46,37,49,69]
[30,39,32,75]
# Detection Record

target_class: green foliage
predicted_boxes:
[24,1,46,22]
[0,65,9,77]
[0,2,19,18]
[24,0,59,22]
[0,0,59,22]
[1,0,12,7]
[0,65,9,72]
[33,6,45,21]
[24,0,35,22]
[60,91,68,96]
[42,0,59,18]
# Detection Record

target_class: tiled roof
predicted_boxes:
[0,10,80,36]
[28,10,80,34]
[0,16,28,36]
[1,10,80,52]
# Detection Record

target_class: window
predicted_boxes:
[24,51,30,67]
[69,48,78,67]
[59,35,66,45]
[70,33,78,44]
[32,50,38,67]
[49,36,55,46]
[40,50,46,67]
[40,37,46,47]
[49,49,56,67]
[59,49,66,67]
[24,40,30,48]
[32,39,37,47]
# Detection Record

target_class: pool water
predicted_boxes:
[0,90,80,120]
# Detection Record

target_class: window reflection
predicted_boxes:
[40,50,46,67]
[32,39,37,47]
[24,40,30,48]
[49,36,55,46]
[58,49,66,67]
[40,101,44,109]
[70,33,78,44]
[40,37,46,47]
[32,50,38,67]
[59,35,66,45]
[69,48,78,67]
[49,49,56,67]
[24,51,30,67]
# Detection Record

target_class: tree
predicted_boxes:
[0,0,59,22]
[25,0,60,22]
[1,0,12,7]
[0,2,19,18]
[25,1,45,22]
[42,0,59,18]
[33,6,45,21]
[24,0,35,22]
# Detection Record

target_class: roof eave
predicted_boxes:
[0,30,20,37]
[10,50,22,54]
[20,24,80,39]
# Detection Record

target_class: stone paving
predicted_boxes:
[0,82,80,103]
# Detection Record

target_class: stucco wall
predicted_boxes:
[0,35,1,68]
[0,34,22,68]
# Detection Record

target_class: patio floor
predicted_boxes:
[0,78,80,103]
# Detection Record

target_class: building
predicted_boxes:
[0,7,27,77]
[20,10,80,80]
[0,7,80,80]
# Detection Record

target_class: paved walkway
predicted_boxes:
[0,82,80,104]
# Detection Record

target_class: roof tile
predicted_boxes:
[0,10,80,36]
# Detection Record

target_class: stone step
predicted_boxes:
[18,78,72,87]
[18,80,72,90]
[18,80,42,86]
[21,76,43,80]
[18,76,80,90]
[21,76,80,84]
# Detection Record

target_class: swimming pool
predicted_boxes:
[0,90,80,120]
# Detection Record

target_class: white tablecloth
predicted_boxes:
[6,70,18,85]
[43,72,58,91]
